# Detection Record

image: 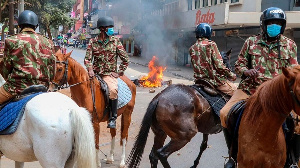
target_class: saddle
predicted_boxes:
[190,79,230,117]
[0,85,47,135]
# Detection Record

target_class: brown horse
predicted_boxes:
[53,51,136,168]
[126,83,223,168]
[237,66,300,168]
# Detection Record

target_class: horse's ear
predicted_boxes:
[226,48,232,56]
[65,50,73,59]
[282,67,294,79]
[55,49,62,56]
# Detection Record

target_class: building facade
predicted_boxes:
[147,0,300,66]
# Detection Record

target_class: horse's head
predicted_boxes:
[52,50,73,90]
[282,65,300,114]
[221,48,232,70]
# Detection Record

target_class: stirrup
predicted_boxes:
[107,120,116,128]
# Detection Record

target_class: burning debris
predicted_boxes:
[140,56,166,87]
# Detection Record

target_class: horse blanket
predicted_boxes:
[190,85,228,117]
[0,93,42,135]
[117,78,132,109]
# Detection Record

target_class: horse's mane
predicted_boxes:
[67,57,90,81]
[246,73,292,123]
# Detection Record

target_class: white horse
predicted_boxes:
[0,75,97,168]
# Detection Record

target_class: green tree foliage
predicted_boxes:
[25,0,75,39]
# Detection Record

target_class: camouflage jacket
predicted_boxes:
[235,34,298,95]
[189,38,236,87]
[0,28,56,96]
[84,36,129,76]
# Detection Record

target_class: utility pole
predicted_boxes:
[9,0,14,35]
[18,0,24,15]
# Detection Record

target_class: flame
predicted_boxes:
[140,56,166,87]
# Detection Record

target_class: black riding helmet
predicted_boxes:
[97,16,114,28]
[18,10,39,27]
[260,7,286,36]
[195,23,212,39]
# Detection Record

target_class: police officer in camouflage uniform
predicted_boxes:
[220,7,298,168]
[0,10,55,105]
[84,16,129,129]
[189,23,237,96]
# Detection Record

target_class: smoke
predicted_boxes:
[109,0,181,66]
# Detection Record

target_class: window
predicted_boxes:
[195,0,200,9]
[203,0,208,7]
[188,0,192,10]
[214,0,218,5]
[220,0,228,2]
[295,0,300,7]
[231,0,239,3]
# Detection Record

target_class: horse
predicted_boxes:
[236,66,300,167]
[0,75,97,168]
[53,51,136,168]
[126,49,234,168]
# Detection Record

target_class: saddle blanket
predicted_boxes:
[190,85,227,117]
[117,78,132,109]
[0,93,42,135]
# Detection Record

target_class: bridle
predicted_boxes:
[289,80,300,107]
[52,59,89,90]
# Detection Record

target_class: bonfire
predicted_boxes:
[140,56,166,87]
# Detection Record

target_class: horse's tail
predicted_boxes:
[126,98,159,168]
[70,107,97,168]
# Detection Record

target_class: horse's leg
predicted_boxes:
[93,121,101,168]
[157,139,191,168]
[64,151,75,168]
[150,124,167,168]
[190,134,209,168]
[106,128,117,164]
[120,109,133,168]
[15,162,24,168]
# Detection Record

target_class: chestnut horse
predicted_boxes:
[236,66,300,167]
[53,51,136,168]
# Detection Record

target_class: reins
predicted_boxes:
[53,59,89,91]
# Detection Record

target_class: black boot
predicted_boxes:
[223,127,236,168]
[289,133,300,168]
[107,99,118,128]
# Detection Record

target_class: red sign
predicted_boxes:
[195,9,215,25]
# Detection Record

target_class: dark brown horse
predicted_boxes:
[126,83,223,168]
[53,51,136,168]
[237,66,300,167]
[126,49,234,168]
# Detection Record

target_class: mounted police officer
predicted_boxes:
[189,23,237,96]
[0,10,55,105]
[220,7,298,168]
[84,16,129,129]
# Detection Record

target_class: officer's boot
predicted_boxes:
[290,134,300,168]
[107,99,118,128]
[223,127,236,168]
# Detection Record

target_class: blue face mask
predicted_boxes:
[267,24,281,37]
[106,28,114,36]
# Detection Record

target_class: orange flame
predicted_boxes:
[140,56,166,87]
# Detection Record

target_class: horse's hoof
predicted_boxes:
[119,164,127,168]
[106,159,114,164]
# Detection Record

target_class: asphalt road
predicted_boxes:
[2,47,228,168]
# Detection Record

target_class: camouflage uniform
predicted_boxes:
[220,34,298,127]
[84,35,128,99]
[0,28,55,104]
[189,38,237,95]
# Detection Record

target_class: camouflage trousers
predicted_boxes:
[0,86,13,104]
[220,89,249,128]
[103,75,118,100]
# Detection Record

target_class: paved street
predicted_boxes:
[2,47,228,167]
